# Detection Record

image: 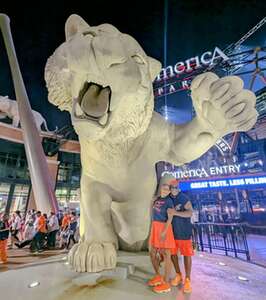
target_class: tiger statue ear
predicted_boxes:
[65,14,90,41]
[147,56,162,82]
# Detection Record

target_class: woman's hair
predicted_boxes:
[153,183,170,200]
[153,182,160,197]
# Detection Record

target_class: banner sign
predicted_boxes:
[161,164,241,179]
[179,175,266,191]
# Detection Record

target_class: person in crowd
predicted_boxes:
[0,214,10,264]
[23,212,35,240]
[74,212,80,242]
[31,211,47,253]
[47,211,59,249]
[148,183,175,294]
[15,214,36,249]
[59,226,69,249]
[57,210,64,227]
[43,213,49,233]
[66,212,78,249]
[167,179,194,294]
[61,212,71,231]
[10,210,22,248]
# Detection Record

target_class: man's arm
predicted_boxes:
[168,201,193,218]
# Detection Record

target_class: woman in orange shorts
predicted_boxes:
[148,183,175,294]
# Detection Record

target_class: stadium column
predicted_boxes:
[27,153,60,212]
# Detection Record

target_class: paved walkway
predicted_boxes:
[0,251,265,300]
[0,247,67,272]
[1,234,266,270]
[247,234,266,267]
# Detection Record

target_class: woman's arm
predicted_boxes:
[160,215,173,242]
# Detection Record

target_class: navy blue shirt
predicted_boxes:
[69,221,77,232]
[171,192,192,240]
[152,196,174,222]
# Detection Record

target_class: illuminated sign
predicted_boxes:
[215,138,231,155]
[179,175,266,191]
[161,164,241,179]
[155,47,229,82]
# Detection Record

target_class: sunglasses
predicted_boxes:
[170,186,178,189]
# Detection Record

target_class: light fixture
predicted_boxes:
[28,281,40,288]
[238,276,249,281]
[61,256,67,260]
[199,254,204,257]
[64,261,70,265]
[218,262,226,266]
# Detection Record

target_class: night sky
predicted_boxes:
[0,0,265,130]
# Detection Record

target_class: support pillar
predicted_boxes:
[28,154,60,212]
[0,14,58,213]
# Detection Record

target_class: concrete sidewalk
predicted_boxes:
[0,251,265,300]
[247,234,266,267]
[0,247,67,272]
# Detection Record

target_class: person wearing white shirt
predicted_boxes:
[47,212,59,249]
[10,210,22,248]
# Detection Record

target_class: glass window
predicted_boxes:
[0,182,10,213]
[10,184,30,213]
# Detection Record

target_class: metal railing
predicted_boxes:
[192,222,250,261]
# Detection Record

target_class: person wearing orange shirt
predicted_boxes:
[0,214,10,263]
[31,211,47,253]
[61,212,71,231]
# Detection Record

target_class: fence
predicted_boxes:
[192,222,250,261]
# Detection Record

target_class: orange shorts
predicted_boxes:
[149,221,175,250]
[171,239,194,256]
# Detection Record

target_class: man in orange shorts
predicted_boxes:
[167,179,193,294]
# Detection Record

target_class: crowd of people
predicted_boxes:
[0,209,80,263]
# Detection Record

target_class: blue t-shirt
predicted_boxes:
[152,196,174,222]
[171,192,192,240]
[69,221,77,232]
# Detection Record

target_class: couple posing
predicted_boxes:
[148,179,193,294]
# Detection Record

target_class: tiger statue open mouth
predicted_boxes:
[45,14,257,273]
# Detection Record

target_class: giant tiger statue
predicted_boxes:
[45,15,258,273]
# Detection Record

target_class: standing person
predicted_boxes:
[59,212,70,249]
[10,210,22,248]
[167,179,194,294]
[23,212,35,241]
[0,214,10,264]
[75,212,80,243]
[57,210,63,227]
[47,212,59,249]
[148,183,175,294]
[61,212,70,231]
[66,212,78,249]
[15,213,36,249]
[31,211,47,253]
